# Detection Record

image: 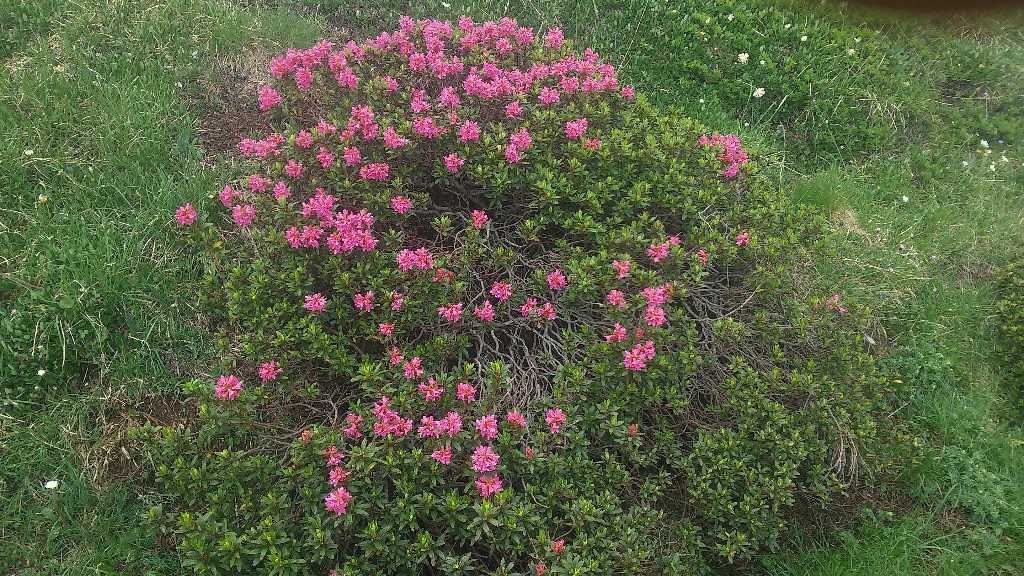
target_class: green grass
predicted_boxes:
[1,0,1023,573]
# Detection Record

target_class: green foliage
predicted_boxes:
[996,261,1024,400]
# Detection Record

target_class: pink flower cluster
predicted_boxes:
[698,133,750,178]
[214,375,243,400]
[397,248,435,270]
[371,396,414,437]
[175,204,197,226]
[826,294,847,315]
[623,340,656,371]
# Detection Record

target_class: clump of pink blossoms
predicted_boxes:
[214,375,243,400]
[258,361,282,382]
[698,133,750,178]
[304,293,327,313]
[545,408,566,433]
[325,486,352,515]
[476,474,503,498]
[175,204,197,226]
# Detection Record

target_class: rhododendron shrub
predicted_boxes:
[142,16,886,573]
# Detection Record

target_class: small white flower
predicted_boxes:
[847,48,856,56]
[784,23,792,29]
[800,35,808,42]
[855,37,861,43]
[37,194,48,204]
[727,14,735,21]
[44,480,59,489]
[698,98,705,103]
[963,160,969,166]
[990,163,996,171]
[979,139,989,148]
[37,369,47,376]
[743,122,750,127]
[1001,154,1009,163]
[737,53,749,64]
[24,149,34,156]
[901,195,909,203]
[753,87,766,98]
[705,18,711,24]
[441,0,450,7]
[759,60,765,65]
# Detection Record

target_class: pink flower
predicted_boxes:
[471,444,500,472]
[552,539,565,553]
[391,196,412,214]
[418,378,443,401]
[329,466,351,486]
[546,270,567,290]
[316,146,335,168]
[606,290,627,309]
[504,144,522,164]
[642,284,672,307]
[438,302,464,323]
[295,67,313,90]
[360,162,390,180]
[471,210,489,228]
[324,486,352,515]
[520,298,538,317]
[647,242,670,262]
[510,127,532,150]
[565,118,588,140]
[439,86,460,108]
[623,340,656,371]
[605,323,627,343]
[258,361,282,382]
[459,120,481,142]
[697,249,709,265]
[444,153,465,173]
[431,447,453,465]
[258,86,282,111]
[628,423,638,436]
[382,75,399,91]
[736,231,750,246]
[304,293,327,313]
[490,281,513,301]
[538,302,556,321]
[475,415,498,440]
[214,375,243,400]
[391,292,404,310]
[826,294,847,315]
[378,322,395,337]
[382,126,410,149]
[295,130,313,148]
[325,447,345,468]
[545,408,566,433]
[456,382,477,403]
[343,413,364,438]
[474,300,495,322]
[539,86,560,105]
[584,137,601,149]
[353,291,374,313]
[645,306,666,326]
[442,411,463,436]
[612,259,631,279]
[505,100,523,118]
[476,474,503,498]
[343,145,362,166]
[403,357,423,379]
[536,564,547,576]
[525,447,535,460]
[175,204,197,226]
[273,181,290,199]
[397,248,434,270]
[544,28,565,49]
[506,411,527,428]
[231,204,256,227]
[218,185,235,207]
[620,85,635,99]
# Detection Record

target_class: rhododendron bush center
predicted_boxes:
[150,15,884,574]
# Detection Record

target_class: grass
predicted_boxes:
[1,0,1022,573]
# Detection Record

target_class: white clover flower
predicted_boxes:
[855,37,861,43]
[963,160,969,166]
[37,369,47,376]
[759,59,765,65]
[727,14,735,21]
[847,48,856,56]
[979,139,989,148]
[24,149,34,156]
[44,480,59,489]
[990,163,996,171]
[901,195,909,203]
[753,87,766,98]
[441,0,450,7]
[737,53,749,64]
[698,98,705,103]
[800,35,808,42]
[784,23,792,29]
[1001,154,1009,162]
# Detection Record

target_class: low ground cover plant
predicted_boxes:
[138,15,888,574]
[997,260,1024,402]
